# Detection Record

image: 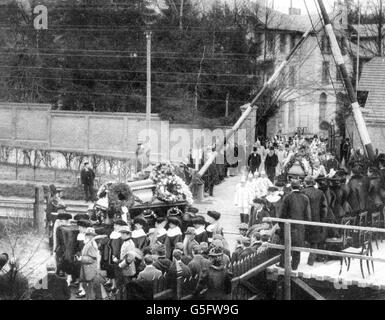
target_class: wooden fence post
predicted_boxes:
[34,186,45,233]
[284,222,291,300]
[176,268,183,300]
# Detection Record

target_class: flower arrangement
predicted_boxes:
[96,182,134,217]
[150,163,193,205]
[283,151,314,177]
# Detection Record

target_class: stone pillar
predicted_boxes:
[240,104,257,155]
[283,103,289,134]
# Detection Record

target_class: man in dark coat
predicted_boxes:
[265,147,279,183]
[80,162,96,202]
[280,180,311,270]
[153,245,172,274]
[165,249,191,296]
[301,176,328,265]
[346,166,369,214]
[340,138,351,165]
[248,147,262,174]
[188,245,211,277]
[193,247,233,300]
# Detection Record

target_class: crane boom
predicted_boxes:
[316,0,375,161]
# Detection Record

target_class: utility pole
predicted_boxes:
[225,93,229,117]
[146,29,152,142]
[356,0,360,92]
[316,0,375,161]
[379,0,383,56]
[179,0,184,30]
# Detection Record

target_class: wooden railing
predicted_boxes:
[145,248,278,300]
[262,217,385,300]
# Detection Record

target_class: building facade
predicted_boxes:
[247,1,353,139]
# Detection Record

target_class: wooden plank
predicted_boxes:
[154,289,173,300]
[263,217,385,233]
[231,255,281,284]
[266,244,385,263]
[284,222,291,300]
[291,278,326,300]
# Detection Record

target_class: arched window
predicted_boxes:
[319,93,327,125]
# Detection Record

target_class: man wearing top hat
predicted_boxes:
[301,176,328,265]
[81,161,96,202]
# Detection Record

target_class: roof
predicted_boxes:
[351,24,380,38]
[347,40,376,59]
[358,57,385,120]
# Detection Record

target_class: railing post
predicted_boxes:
[176,263,183,300]
[34,186,45,233]
[284,222,291,300]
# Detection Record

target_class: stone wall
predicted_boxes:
[0,103,241,162]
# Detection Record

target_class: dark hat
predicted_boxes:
[208,247,223,257]
[134,216,148,228]
[77,219,92,228]
[275,181,286,188]
[192,215,206,225]
[269,146,275,151]
[167,207,183,217]
[304,176,316,186]
[186,207,199,214]
[57,213,72,221]
[156,245,166,257]
[253,198,265,205]
[142,209,155,219]
[114,219,128,226]
[155,216,166,224]
[268,186,278,193]
[73,213,90,221]
[83,161,89,165]
[207,211,221,221]
[167,216,181,227]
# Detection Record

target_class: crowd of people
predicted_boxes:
[232,134,385,271]
[5,132,384,300]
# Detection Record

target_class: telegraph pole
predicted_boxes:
[316,0,375,161]
[146,29,152,142]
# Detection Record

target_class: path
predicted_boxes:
[194,176,241,253]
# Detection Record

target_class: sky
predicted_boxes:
[252,0,335,15]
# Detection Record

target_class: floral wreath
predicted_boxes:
[283,152,314,177]
[150,162,193,205]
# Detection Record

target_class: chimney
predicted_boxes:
[289,7,301,15]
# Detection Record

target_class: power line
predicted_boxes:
[0,47,264,58]
[0,65,261,78]
[0,51,256,62]
[6,85,249,104]
[1,74,258,87]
